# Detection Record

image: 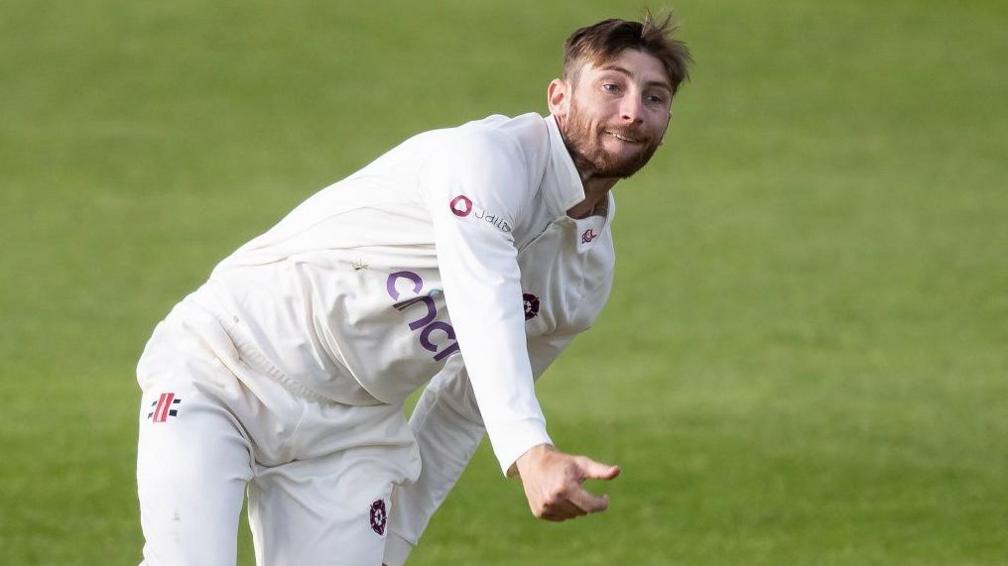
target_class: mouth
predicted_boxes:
[604,131,643,144]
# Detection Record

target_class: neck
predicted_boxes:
[567,172,616,218]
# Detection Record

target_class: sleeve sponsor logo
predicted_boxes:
[386,270,461,362]
[450,195,473,217]
[449,194,512,233]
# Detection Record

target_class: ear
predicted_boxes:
[547,78,570,116]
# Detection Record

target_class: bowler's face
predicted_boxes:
[551,49,673,179]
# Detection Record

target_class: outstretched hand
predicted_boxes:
[513,444,621,521]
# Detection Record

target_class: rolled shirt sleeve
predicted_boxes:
[419,128,554,475]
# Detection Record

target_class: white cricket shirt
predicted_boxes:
[186,113,615,478]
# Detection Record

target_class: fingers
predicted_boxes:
[576,456,621,481]
[539,497,587,521]
[520,450,621,522]
[568,486,610,514]
[539,486,608,521]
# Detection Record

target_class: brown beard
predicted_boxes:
[559,99,663,179]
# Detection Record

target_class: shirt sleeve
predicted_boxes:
[383,333,575,566]
[418,129,549,475]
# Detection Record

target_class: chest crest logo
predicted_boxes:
[581,228,599,244]
[369,499,387,536]
[523,293,540,320]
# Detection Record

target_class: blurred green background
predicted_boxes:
[2,0,1006,564]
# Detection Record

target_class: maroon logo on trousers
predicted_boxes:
[581,228,599,244]
[523,293,540,320]
[369,499,387,535]
[450,195,473,217]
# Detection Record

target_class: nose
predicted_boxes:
[619,93,644,124]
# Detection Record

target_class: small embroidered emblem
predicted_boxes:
[523,293,540,320]
[369,499,387,535]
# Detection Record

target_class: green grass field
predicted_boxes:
[2,0,1006,564]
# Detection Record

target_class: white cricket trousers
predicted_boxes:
[136,301,421,566]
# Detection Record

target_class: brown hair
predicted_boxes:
[563,13,692,98]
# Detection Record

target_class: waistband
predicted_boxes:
[182,286,382,407]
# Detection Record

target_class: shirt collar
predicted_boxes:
[543,114,587,218]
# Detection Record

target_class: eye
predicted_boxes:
[601,83,622,95]
[646,94,668,106]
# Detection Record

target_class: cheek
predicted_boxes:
[656,122,670,139]
[648,112,671,136]
[576,96,615,119]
